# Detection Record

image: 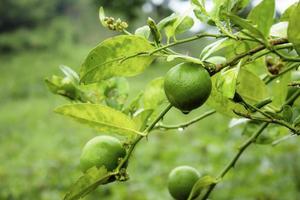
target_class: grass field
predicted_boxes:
[1,32,300,200]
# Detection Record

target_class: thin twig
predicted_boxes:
[116,104,172,170]
[201,123,268,200]
[155,110,216,130]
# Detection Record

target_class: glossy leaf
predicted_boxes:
[267,70,291,110]
[200,38,227,60]
[247,0,275,37]
[288,3,300,55]
[207,68,268,117]
[80,35,155,84]
[281,3,298,22]
[55,103,143,136]
[164,15,194,40]
[64,166,111,200]
[237,69,269,105]
[225,12,267,44]
[216,63,240,99]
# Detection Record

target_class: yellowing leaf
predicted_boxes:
[80,35,155,84]
[55,103,143,137]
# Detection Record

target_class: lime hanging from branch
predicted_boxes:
[167,166,201,200]
[164,62,212,113]
[80,135,126,172]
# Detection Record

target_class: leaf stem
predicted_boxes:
[201,122,268,200]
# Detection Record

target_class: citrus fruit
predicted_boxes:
[80,135,126,172]
[167,165,200,200]
[164,62,212,113]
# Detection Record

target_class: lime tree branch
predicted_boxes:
[213,38,289,73]
[116,104,172,171]
[155,110,216,130]
[201,122,268,200]
[264,62,300,84]
[200,88,300,199]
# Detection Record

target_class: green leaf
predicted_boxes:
[282,105,293,123]
[133,109,154,131]
[237,68,269,105]
[188,175,218,200]
[55,103,143,137]
[135,25,150,39]
[267,69,291,110]
[143,77,166,109]
[45,76,86,101]
[225,12,267,44]
[191,0,210,23]
[161,14,194,40]
[288,3,300,55]
[281,3,298,22]
[205,56,226,65]
[59,65,80,84]
[175,16,194,34]
[216,62,241,99]
[104,77,129,110]
[64,166,111,200]
[98,7,106,27]
[207,68,268,117]
[207,74,244,118]
[247,0,275,37]
[157,13,178,30]
[80,35,155,84]
[200,37,252,61]
[200,38,227,60]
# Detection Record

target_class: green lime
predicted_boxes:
[80,135,126,172]
[164,62,212,113]
[168,165,200,200]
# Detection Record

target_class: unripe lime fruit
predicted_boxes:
[80,135,126,172]
[164,62,212,113]
[168,166,200,200]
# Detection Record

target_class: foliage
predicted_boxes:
[44,1,300,199]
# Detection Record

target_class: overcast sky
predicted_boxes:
[146,0,299,32]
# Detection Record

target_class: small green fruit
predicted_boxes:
[80,135,126,172]
[168,166,200,200]
[164,62,212,113]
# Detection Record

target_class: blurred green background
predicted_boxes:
[1,0,300,199]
